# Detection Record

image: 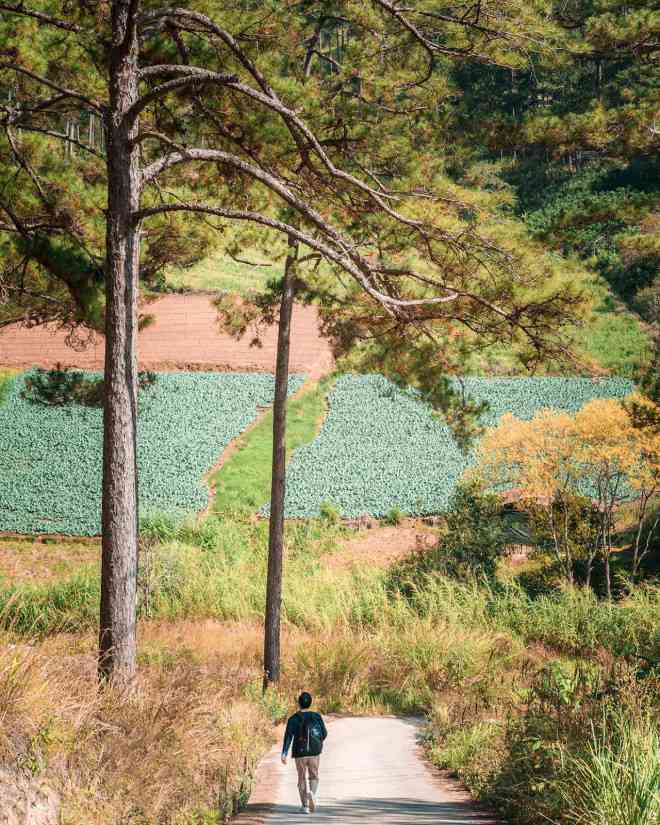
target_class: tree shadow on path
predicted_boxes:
[248,796,499,824]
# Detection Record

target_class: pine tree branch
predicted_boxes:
[0,283,67,304]
[125,70,238,125]
[141,145,439,296]
[4,125,49,204]
[0,63,105,113]
[10,124,103,157]
[136,64,456,235]
[133,201,461,311]
[137,15,478,227]
[0,3,82,33]
[11,93,69,116]
[138,8,278,99]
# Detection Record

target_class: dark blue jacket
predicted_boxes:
[282,711,327,758]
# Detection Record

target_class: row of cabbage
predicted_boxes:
[277,374,635,518]
[0,371,304,535]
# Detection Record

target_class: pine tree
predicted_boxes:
[0,1,587,685]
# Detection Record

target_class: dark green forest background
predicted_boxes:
[445,0,658,380]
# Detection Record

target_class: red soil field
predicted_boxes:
[0,294,333,375]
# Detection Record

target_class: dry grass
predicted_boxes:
[0,622,281,824]
[0,597,534,822]
[0,540,99,584]
[1,514,657,825]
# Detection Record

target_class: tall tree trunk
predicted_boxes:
[99,0,142,685]
[585,547,597,590]
[263,236,297,689]
[604,552,612,600]
[603,514,613,600]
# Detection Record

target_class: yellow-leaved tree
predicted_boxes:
[475,397,659,596]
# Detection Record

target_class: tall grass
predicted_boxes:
[0,571,99,635]
[1,510,658,824]
[2,525,658,668]
[486,581,660,660]
[557,710,659,825]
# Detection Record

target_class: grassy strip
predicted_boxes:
[210,375,335,514]
[0,368,19,406]
[165,246,279,293]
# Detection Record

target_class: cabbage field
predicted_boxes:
[277,374,635,518]
[0,371,304,535]
[0,369,637,532]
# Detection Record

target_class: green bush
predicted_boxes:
[441,483,508,580]
[426,652,659,825]
[21,367,156,408]
[319,501,342,525]
[384,507,404,526]
[428,720,502,798]
[388,483,508,588]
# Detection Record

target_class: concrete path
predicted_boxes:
[237,717,498,824]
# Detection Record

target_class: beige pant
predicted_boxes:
[295,756,320,806]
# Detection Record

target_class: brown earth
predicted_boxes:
[325,523,436,571]
[0,294,333,375]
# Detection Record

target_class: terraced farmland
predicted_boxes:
[0,371,304,535]
[277,374,635,518]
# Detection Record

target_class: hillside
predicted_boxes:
[0,370,636,535]
[0,2,658,825]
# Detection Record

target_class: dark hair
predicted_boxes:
[298,691,312,709]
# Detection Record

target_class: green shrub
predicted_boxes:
[429,720,502,798]
[385,507,404,526]
[319,501,341,525]
[426,651,659,825]
[388,483,508,587]
[140,512,179,544]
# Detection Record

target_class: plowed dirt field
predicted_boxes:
[0,294,333,375]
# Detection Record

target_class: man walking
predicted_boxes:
[281,692,328,814]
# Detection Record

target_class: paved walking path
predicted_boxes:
[238,717,498,824]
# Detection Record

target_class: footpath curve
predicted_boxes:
[238,716,498,824]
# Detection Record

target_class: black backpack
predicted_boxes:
[295,712,324,757]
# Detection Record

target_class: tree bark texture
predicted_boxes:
[263,237,297,689]
[99,0,142,685]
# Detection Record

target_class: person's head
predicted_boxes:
[298,691,312,709]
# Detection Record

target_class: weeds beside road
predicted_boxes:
[0,510,657,824]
